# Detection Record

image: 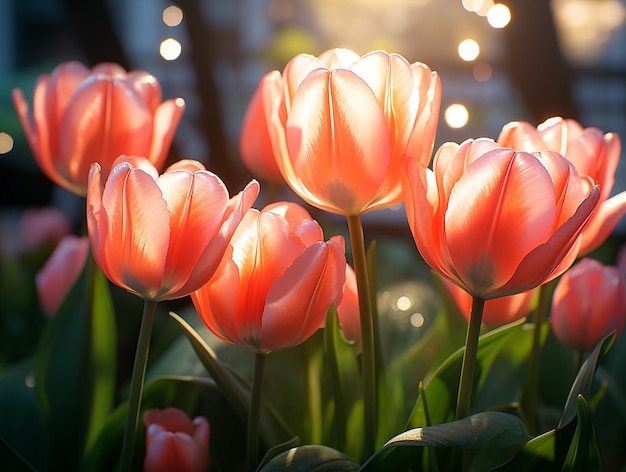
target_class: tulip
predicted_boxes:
[87,156,259,302]
[498,117,625,255]
[249,48,440,454]
[239,73,284,184]
[550,258,626,352]
[256,47,441,217]
[402,138,600,300]
[439,276,536,328]
[192,201,345,468]
[143,408,210,472]
[13,61,185,196]
[18,206,71,254]
[402,138,600,421]
[87,156,257,470]
[36,235,89,317]
[191,201,346,353]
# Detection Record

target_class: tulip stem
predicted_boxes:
[524,280,555,435]
[246,352,267,472]
[455,296,485,420]
[347,214,377,459]
[120,299,158,472]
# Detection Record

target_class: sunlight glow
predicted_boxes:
[163,5,183,26]
[445,104,469,128]
[458,39,480,61]
[487,4,511,28]
[160,38,182,60]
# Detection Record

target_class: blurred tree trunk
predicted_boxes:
[502,0,579,122]
[175,0,244,191]
[60,0,130,69]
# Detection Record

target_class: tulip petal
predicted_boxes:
[497,184,601,298]
[445,150,556,295]
[579,191,626,254]
[263,239,345,351]
[285,68,390,215]
[100,163,171,298]
[176,180,260,299]
[149,97,186,171]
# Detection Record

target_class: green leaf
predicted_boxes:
[35,255,116,471]
[408,318,527,428]
[562,396,603,471]
[361,411,530,471]
[559,332,615,428]
[169,312,292,449]
[0,357,42,469]
[495,333,615,471]
[259,445,360,471]
[323,306,362,459]
[0,435,36,472]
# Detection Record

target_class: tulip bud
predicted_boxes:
[550,258,626,352]
[143,407,210,472]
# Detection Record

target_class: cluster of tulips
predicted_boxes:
[5,48,626,471]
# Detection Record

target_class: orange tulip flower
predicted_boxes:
[239,72,284,183]
[13,61,185,196]
[550,258,626,352]
[498,117,625,255]
[191,201,346,353]
[401,138,601,300]
[254,48,441,216]
[439,276,536,328]
[86,156,259,301]
[143,407,210,472]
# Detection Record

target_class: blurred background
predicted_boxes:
[0,0,625,228]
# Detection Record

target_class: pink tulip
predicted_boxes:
[250,48,441,216]
[13,61,185,196]
[551,258,626,352]
[498,117,625,255]
[87,156,259,301]
[440,276,536,328]
[192,201,346,353]
[401,138,600,300]
[143,407,210,472]
[239,72,284,183]
[18,206,71,254]
[35,235,89,316]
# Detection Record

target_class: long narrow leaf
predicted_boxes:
[35,255,116,471]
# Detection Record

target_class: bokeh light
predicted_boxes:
[473,61,493,81]
[444,104,469,128]
[487,3,511,28]
[160,38,182,60]
[163,6,183,27]
[458,38,480,61]
[0,132,14,154]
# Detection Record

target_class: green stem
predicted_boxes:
[455,296,485,420]
[524,280,555,435]
[346,214,377,459]
[246,352,267,472]
[574,350,583,373]
[120,299,158,472]
[303,338,322,444]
